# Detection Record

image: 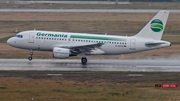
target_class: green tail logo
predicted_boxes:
[150,19,163,32]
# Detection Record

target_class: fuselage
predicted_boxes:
[7,30,171,55]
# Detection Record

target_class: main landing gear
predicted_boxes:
[81,57,87,65]
[28,50,33,61]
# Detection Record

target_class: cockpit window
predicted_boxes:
[15,35,23,38]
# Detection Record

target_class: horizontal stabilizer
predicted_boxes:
[145,42,166,47]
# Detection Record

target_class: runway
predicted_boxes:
[0,9,180,13]
[0,59,180,72]
[14,1,130,4]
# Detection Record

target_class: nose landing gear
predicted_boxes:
[28,50,33,61]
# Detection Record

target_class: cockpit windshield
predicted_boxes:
[15,35,23,38]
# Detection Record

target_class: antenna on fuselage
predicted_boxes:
[34,29,36,31]
[105,33,107,35]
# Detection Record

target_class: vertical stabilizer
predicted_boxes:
[134,10,169,40]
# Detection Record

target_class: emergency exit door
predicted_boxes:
[130,39,136,50]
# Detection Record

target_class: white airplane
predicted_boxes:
[7,10,170,65]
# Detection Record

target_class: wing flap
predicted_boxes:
[70,43,103,49]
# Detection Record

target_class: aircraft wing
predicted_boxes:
[70,43,105,54]
[54,43,105,54]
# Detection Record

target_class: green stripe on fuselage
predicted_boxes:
[70,35,126,41]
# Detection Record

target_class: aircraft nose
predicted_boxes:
[7,38,11,45]
[7,38,14,46]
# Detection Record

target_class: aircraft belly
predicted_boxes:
[101,45,128,55]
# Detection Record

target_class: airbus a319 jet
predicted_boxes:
[7,10,171,65]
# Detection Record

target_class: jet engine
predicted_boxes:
[53,47,77,58]
[53,47,70,58]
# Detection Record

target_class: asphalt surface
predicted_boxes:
[14,1,130,4]
[0,59,180,72]
[0,9,180,13]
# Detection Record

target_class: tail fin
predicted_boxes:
[134,10,169,40]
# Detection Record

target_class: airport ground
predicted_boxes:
[0,4,180,100]
[0,2,180,9]
[0,71,180,101]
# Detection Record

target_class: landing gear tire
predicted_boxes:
[81,57,87,65]
[28,56,33,61]
[28,50,33,61]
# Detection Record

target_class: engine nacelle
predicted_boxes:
[53,47,70,59]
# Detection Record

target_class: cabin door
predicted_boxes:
[29,32,34,43]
